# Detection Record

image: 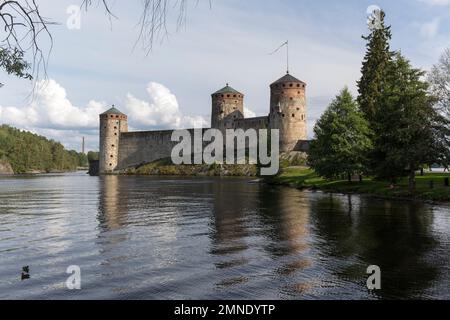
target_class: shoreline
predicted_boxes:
[266,167,450,206]
[1,169,87,176]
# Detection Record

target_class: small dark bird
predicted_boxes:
[21,266,30,280]
[21,273,30,280]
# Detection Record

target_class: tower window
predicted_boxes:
[292,114,295,118]
[282,84,286,87]
[114,133,118,136]
[109,163,112,166]
[297,108,300,111]
[114,126,117,129]
[289,84,293,87]
[282,114,285,118]
[297,84,300,87]
[233,95,236,97]
[111,144,115,147]
[227,94,230,98]
[290,97,293,100]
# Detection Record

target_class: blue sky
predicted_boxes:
[1,0,450,151]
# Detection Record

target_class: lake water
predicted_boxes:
[0,172,449,300]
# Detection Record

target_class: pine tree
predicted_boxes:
[309,88,373,180]
[371,53,449,191]
[357,10,392,124]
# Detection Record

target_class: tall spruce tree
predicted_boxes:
[309,88,372,180]
[371,53,448,191]
[357,10,392,124]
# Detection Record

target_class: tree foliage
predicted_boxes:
[309,88,373,180]
[0,125,87,173]
[0,0,53,82]
[428,48,450,117]
[0,47,32,79]
[370,53,450,190]
[357,10,392,124]
[428,49,450,169]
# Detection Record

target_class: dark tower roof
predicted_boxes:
[271,73,306,86]
[101,106,125,115]
[213,84,243,96]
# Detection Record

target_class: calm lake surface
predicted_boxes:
[0,172,449,300]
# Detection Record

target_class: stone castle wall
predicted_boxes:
[211,91,244,129]
[234,116,269,131]
[99,113,128,174]
[269,79,307,152]
[117,129,209,170]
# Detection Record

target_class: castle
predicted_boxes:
[99,72,308,174]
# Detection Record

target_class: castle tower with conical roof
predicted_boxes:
[99,106,128,174]
[269,73,307,152]
[211,84,244,133]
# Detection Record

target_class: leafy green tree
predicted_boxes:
[309,88,373,180]
[0,125,86,173]
[0,48,32,80]
[371,53,450,191]
[428,49,450,114]
[428,48,450,169]
[357,10,393,124]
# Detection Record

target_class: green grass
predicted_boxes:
[268,167,450,202]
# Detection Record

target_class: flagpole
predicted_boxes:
[286,40,289,74]
[269,41,290,73]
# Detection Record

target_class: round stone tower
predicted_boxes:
[211,84,244,131]
[269,73,307,152]
[99,106,128,174]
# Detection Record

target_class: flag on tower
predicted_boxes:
[269,41,290,74]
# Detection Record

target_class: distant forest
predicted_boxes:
[0,125,98,174]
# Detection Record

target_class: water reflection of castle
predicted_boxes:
[96,177,442,299]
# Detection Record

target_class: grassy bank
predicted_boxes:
[122,159,258,177]
[268,167,450,202]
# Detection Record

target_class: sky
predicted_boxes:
[1,0,450,152]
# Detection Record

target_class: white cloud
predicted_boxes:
[420,18,441,38]
[0,79,104,130]
[244,107,256,118]
[0,79,208,150]
[124,82,208,130]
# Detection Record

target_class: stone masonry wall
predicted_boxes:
[117,129,209,170]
